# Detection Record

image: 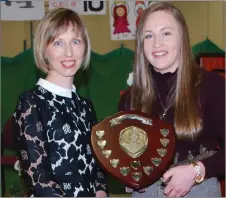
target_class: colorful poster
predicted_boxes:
[109,0,155,40]
[1,1,45,21]
[49,0,106,15]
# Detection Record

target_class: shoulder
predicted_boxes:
[199,70,225,107]
[73,92,95,112]
[200,70,225,93]
[202,69,225,85]
[14,86,48,116]
[13,86,42,120]
[16,86,40,106]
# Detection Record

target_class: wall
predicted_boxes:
[1,1,225,57]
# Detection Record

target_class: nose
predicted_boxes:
[153,35,162,48]
[64,44,73,57]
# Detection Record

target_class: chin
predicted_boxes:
[64,68,79,76]
[154,65,168,70]
[64,72,77,77]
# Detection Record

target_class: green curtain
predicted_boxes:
[1,49,38,131]
[75,47,134,121]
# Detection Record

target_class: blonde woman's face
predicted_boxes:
[45,23,85,79]
[143,10,182,74]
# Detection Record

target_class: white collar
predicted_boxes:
[36,78,76,98]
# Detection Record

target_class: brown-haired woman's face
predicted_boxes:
[143,10,182,73]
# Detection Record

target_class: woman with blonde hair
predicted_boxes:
[13,8,107,197]
[119,2,225,197]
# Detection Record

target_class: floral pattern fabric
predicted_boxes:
[13,84,107,197]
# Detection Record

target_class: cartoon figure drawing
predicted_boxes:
[135,1,146,28]
[112,1,131,37]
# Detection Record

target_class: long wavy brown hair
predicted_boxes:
[131,2,203,139]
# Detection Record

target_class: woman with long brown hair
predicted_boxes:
[119,2,225,197]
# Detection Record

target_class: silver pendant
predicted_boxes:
[160,111,166,120]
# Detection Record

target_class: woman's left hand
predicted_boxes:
[96,190,107,198]
[162,164,197,198]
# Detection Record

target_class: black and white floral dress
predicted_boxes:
[13,79,107,197]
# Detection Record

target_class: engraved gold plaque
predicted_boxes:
[96,130,105,139]
[102,150,112,158]
[119,126,148,158]
[160,138,170,147]
[110,159,119,168]
[132,172,142,181]
[157,148,167,157]
[151,157,162,166]
[120,167,130,176]
[143,166,153,175]
[97,140,106,149]
[131,161,141,170]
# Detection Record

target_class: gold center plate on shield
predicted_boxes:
[119,126,148,158]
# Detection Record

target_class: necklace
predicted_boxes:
[153,81,174,119]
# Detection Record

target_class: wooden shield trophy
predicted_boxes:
[91,110,175,190]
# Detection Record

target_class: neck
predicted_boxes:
[46,72,74,90]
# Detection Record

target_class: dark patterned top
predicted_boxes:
[13,79,107,197]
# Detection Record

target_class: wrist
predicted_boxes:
[96,190,107,198]
[191,161,205,184]
[197,161,205,177]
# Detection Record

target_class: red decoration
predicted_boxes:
[197,53,225,78]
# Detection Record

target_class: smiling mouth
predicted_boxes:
[153,51,168,57]
[61,60,76,68]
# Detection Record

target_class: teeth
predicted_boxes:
[154,52,167,56]
[62,61,75,66]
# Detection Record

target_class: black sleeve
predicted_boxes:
[201,73,225,178]
[12,94,66,197]
[88,101,108,194]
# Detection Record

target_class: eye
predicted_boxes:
[163,32,171,36]
[73,39,81,44]
[144,34,152,39]
[53,40,63,46]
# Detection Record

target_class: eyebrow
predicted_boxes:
[144,27,173,33]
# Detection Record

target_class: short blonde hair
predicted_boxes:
[34,8,91,73]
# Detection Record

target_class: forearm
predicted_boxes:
[19,148,66,196]
[31,181,65,197]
